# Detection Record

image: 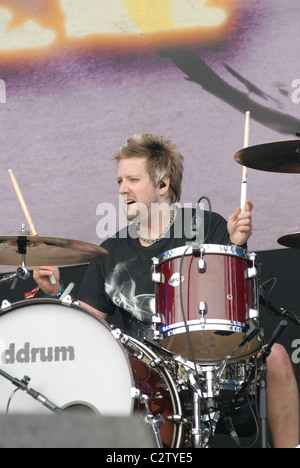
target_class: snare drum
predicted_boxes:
[0,299,184,448]
[152,244,262,363]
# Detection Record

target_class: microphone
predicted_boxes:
[223,415,240,446]
[259,283,300,325]
[26,386,63,414]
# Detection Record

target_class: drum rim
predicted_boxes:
[0,297,107,325]
[161,318,246,334]
[154,243,249,265]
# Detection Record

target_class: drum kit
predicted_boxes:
[0,137,300,449]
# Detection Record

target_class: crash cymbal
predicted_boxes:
[234,140,300,173]
[278,233,300,249]
[0,235,107,266]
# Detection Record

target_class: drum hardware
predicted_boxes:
[247,252,258,279]
[197,247,207,273]
[149,356,165,369]
[132,388,165,448]
[185,368,219,448]
[151,257,164,284]
[198,301,208,328]
[111,328,145,360]
[167,414,190,427]
[0,227,31,290]
[215,321,262,383]
[151,313,165,341]
[1,299,12,311]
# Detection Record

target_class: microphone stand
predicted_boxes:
[0,368,63,414]
[259,293,300,326]
[259,320,288,448]
[231,319,288,448]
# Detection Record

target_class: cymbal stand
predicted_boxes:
[0,227,30,289]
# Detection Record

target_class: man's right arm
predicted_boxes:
[33,266,108,320]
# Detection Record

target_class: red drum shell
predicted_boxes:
[126,337,185,448]
[154,246,261,363]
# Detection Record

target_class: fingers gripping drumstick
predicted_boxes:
[240,111,250,213]
[8,169,57,285]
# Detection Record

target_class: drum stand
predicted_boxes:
[186,368,220,448]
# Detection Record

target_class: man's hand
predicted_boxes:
[227,200,253,246]
[33,266,61,296]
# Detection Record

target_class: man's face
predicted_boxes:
[117,156,160,222]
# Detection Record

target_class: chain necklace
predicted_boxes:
[135,206,178,245]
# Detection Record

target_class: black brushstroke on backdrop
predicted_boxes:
[161,49,300,137]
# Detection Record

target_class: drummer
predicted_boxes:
[34,134,299,448]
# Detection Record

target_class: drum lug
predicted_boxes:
[197,247,207,274]
[150,356,164,368]
[248,308,259,319]
[198,258,207,274]
[151,257,164,284]
[247,252,258,279]
[61,295,72,306]
[151,314,165,341]
[199,302,208,327]
[247,266,258,279]
[152,272,164,284]
[131,387,141,400]
[0,300,12,311]
[111,328,130,346]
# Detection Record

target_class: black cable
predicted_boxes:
[192,196,212,243]
[197,196,212,244]
[6,388,20,414]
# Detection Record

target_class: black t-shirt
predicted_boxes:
[78,208,230,341]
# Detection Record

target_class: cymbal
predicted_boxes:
[0,235,107,266]
[234,140,300,173]
[278,233,300,249]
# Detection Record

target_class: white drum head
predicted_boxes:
[0,300,134,416]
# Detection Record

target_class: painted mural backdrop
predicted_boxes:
[0,0,300,275]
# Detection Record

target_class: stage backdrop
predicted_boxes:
[0,0,300,268]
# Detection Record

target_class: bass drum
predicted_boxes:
[0,299,184,448]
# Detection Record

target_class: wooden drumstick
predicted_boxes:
[240,111,250,213]
[8,169,57,285]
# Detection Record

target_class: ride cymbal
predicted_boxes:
[0,235,107,266]
[234,140,300,173]
[278,233,300,249]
